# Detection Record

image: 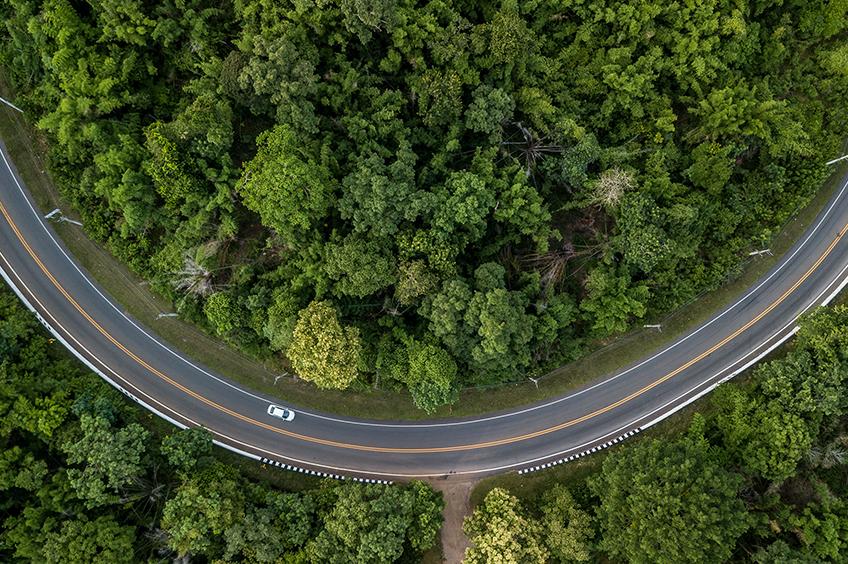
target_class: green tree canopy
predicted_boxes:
[539,485,594,562]
[287,301,363,389]
[161,463,246,558]
[160,427,214,473]
[463,487,548,564]
[61,414,149,508]
[237,124,334,242]
[306,482,443,564]
[589,433,750,564]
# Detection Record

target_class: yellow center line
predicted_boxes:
[2,198,847,453]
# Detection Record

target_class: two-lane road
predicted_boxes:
[3,142,848,479]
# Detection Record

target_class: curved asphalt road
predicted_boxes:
[2,143,848,480]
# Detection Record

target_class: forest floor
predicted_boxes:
[0,70,844,421]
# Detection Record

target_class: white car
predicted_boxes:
[267,404,295,421]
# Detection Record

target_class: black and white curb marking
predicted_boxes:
[259,457,393,484]
[517,428,643,475]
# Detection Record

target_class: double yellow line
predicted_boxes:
[2,198,847,453]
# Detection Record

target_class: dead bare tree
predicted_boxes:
[594,167,635,208]
[501,121,562,176]
[172,253,216,297]
[170,242,231,297]
[522,241,602,292]
[807,436,848,469]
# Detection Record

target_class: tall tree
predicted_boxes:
[589,433,750,564]
[306,482,443,564]
[161,463,246,558]
[538,485,594,562]
[237,125,334,242]
[463,487,548,564]
[287,301,363,389]
[61,414,149,508]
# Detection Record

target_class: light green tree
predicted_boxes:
[287,301,362,389]
[463,487,548,564]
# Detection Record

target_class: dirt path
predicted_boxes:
[430,478,477,563]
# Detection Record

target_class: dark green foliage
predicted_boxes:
[589,433,750,564]
[1,0,846,402]
[714,306,848,482]
[0,288,442,562]
[306,481,443,564]
[62,414,150,508]
[160,427,214,472]
[538,484,594,562]
[480,304,848,563]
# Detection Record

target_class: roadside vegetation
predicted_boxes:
[0,288,443,563]
[2,1,847,412]
[468,304,848,563]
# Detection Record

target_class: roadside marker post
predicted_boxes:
[748,249,773,257]
[44,208,83,227]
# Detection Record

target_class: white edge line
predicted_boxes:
[306,174,848,427]
[516,257,848,475]
[0,251,658,479]
[0,251,397,480]
[3,144,848,428]
[0,148,270,403]
[3,193,848,478]
[642,252,848,431]
[3,149,848,477]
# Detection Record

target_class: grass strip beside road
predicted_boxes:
[451,165,844,417]
[470,291,848,506]
[1,70,844,421]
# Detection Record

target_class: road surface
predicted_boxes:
[2,143,848,480]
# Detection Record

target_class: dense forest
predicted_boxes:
[0,288,444,563]
[465,304,848,563]
[2,0,847,410]
[4,268,848,563]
